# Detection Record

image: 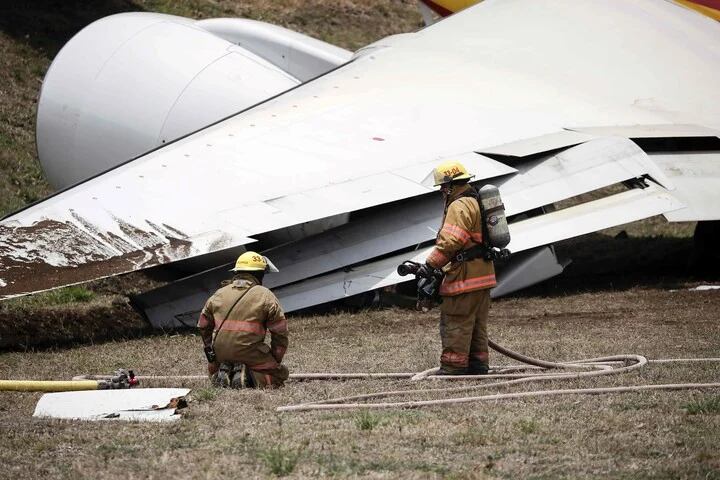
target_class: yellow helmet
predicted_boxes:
[432,160,474,186]
[230,251,279,273]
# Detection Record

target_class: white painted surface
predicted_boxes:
[505,185,684,252]
[568,124,720,138]
[478,130,597,158]
[499,137,674,214]
[489,246,565,298]
[196,18,352,82]
[33,388,190,422]
[651,153,720,222]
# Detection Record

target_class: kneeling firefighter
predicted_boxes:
[197,252,289,388]
[419,160,509,375]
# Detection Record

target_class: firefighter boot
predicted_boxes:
[213,362,234,388]
[467,361,489,375]
[230,364,256,389]
[436,367,467,376]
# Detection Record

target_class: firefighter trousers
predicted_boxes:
[439,288,490,374]
[216,342,289,388]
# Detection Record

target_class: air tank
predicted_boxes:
[479,184,510,248]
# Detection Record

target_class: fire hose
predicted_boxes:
[276,347,720,412]
[69,344,720,412]
[0,369,138,392]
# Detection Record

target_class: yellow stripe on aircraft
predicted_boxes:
[675,0,720,20]
[420,0,720,21]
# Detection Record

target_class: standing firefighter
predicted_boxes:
[197,252,289,388]
[422,160,497,375]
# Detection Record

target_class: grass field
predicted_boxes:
[1,285,719,479]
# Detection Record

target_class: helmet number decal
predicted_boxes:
[443,166,461,177]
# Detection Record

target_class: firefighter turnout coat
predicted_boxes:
[198,273,289,387]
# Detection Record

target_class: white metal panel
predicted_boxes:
[275,254,405,312]
[489,246,566,298]
[195,18,352,81]
[215,173,432,237]
[394,152,517,185]
[568,124,720,138]
[478,130,597,158]
[506,185,684,252]
[158,49,300,143]
[651,153,720,221]
[498,137,674,214]
[33,388,190,422]
[263,200,436,287]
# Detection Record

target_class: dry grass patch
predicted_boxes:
[1,288,719,478]
[683,396,720,415]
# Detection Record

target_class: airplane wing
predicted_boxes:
[2,0,719,311]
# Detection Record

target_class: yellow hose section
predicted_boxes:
[0,380,99,392]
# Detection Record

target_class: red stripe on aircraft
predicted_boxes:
[685,0,720,9]
[420,0,455,17]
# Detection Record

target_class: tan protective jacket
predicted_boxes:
[197,273,288,365]
[426,184,496,296]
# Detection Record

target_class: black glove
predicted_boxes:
[204,345,217,363]
[416,262,435,279]
[484,247,511,261]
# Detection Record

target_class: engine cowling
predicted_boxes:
[36,12,351,189]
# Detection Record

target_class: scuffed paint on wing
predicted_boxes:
[0,215,243,299]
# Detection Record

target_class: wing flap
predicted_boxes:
[477,130,597,159]
[500,137,673,214]
[393,152,517,185]
[650,152,720,222]
[506,184,684,252]
[275,183,683,312]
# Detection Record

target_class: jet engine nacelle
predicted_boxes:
[37,12,351,189]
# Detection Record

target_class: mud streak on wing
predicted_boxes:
[0,219,193,298]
